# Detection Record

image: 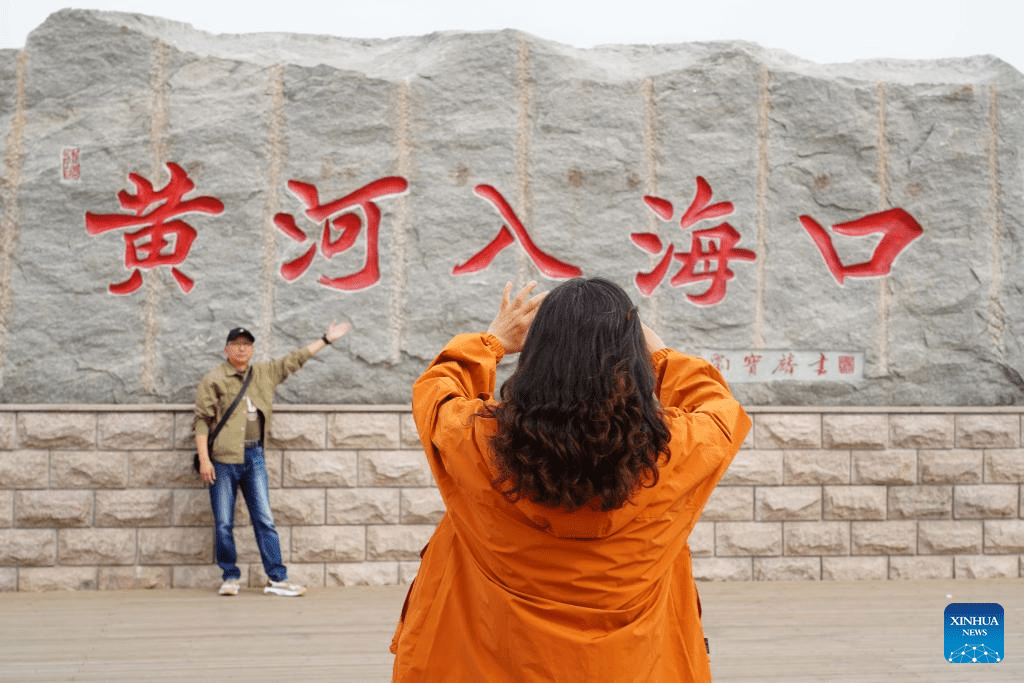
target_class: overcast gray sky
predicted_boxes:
[2,1,1023,72]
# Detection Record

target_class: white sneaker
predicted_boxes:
[264,579,306,597]
[218,579,240,596]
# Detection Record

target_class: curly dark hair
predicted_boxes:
[488,278,671,511]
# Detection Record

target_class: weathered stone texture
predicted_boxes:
[14,490,93,528]
[716,522,782,556]
[851,450,916,485]
[753,414,821,449]
[269,413,326,449]
[128,452,203,488]
[984,449,1024,483]
[97,413,174,450]
[886,486,952,520]
[96,490,173,527]
[399,488,445,525]
[718,450,783,486]
[956,415,1021,448]
[821,556,888,581]
[2,9,1021,411]
[917,521,982,555]
[0,413,15,449]
[271,489,327,525]
[701,486,753,521]
[172,412,196,450]
[755,487,821,521]
[918,450,982,484]
[851,521,916,555]
[0,491,11,527]
[783,521,850,556]
[18,567,98,591]
[689,522,714,557]
[50,452,129,489]
[822,415,888,449]
[0,451,49,489]
[58,528,136,565]
[327,562,399,586]
[400,414,421,449]
[249,563,325,590]
[327,488,400,525]
[983,520,1024,553]
[753,557,820,581]
[328,413,401,449]
[17,413,95,449]
[171,565,223,589]
[889,556,952,580]
[399,561,421,584]
[359,451,431,487]
[783,450,849,484]
[954,555,1020,579]
[953,485,1018,519]
[0,529,57,565]
[889,414,955,449]
[0,568,17,592]
[98,566,172,590]
[823,486,887,520]
[283,451,358,487]
[366,525,434,561]
[692,558,752,582]
[138,528,211,564]
[171,489,213,526]
[291,526,365,563]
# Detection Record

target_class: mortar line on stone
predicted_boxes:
[754,66,771,350]
[143,39,171,395]
[261,64,285,362]
[641,76,661,330]
[390,80,413,364]
[874,81,890,381]
[515,35,533,284]
[986,86,1005,355]
[0,50,27,388]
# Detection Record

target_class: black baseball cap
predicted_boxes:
[226,327,255,344]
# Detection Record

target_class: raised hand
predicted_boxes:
[486,281,547,353]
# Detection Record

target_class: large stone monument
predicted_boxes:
[1,9,1021,406]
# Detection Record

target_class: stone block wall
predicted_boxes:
[1,407,1022,591]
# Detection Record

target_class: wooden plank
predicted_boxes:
[0,579,1020,682]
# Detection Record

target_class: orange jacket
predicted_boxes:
[392,333,751,682]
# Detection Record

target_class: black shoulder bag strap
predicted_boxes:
[193,367,254,472]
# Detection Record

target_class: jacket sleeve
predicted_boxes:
[411,333,505,468]
[265,347,313,385]
[193,374,217,438]
[651,348,750,445]
[650,348,751,504]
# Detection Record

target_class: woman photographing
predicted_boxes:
[391,277,751,682]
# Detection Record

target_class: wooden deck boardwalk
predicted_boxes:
[0,578,1020,682]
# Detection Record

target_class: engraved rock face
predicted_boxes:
[0,9,1022,406]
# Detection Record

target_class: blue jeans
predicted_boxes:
[209,445,287,582]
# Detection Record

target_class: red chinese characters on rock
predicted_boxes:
[452,184,582,279]
[273,177,409,291]
[773,353,795,375]
[85,162,225,294]
[631,176,756,305]
[799,208,923,285]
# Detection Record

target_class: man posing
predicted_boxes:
[194,322,351,596]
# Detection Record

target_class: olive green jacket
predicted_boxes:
[193,347,312,464]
